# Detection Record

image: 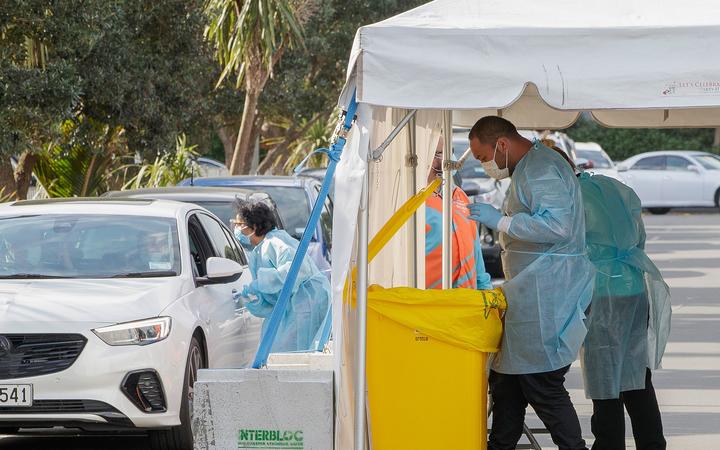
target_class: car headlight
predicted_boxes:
[93,317,172,346]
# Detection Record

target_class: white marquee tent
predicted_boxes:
[329,1,720,448]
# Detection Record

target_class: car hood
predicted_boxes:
[0,278,188,329]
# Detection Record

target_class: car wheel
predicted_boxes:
[715,189,720,211]
[149,336,204,450]
[0,427,19,434]
[648,208,671,215]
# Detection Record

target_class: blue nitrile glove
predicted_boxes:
[241,280,259,298]
[468,203,502,230]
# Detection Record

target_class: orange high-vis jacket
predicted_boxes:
[425,188,492,290]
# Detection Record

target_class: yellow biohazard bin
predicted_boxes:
[365,285,506,450]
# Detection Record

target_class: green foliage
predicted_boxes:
[32,117,123,197]
[262,0,426,125]
[122,135,200,189]
[1,0,218,159]
[204,0,305,89]
[568,114,717,161]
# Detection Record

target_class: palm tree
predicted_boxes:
[204,0,305,175]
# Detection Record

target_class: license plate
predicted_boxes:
[0,384,32,407]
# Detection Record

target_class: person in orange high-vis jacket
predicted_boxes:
[425,139,493,290]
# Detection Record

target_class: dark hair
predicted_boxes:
[468,116,518,144]
[550,145,577,170]
[236,200,277,236]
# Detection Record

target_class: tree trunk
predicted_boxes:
[14,151,37,200]
[229,90,260,175]
[256,113,323,174]
[0,157,16,199]
[217,124,238,169]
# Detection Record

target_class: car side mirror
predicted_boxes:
[198,257,243,285]
[617,165,629,172]
[688,165,700,173]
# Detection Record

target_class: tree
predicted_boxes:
[0,0,86,199]
[257,0,426,173]
[204,0,307,174]
[1,0,222,199]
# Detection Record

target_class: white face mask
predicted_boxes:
[482,141,510,180]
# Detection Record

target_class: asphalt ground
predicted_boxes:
[2,209,719,449]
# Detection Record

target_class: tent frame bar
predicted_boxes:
[371,109,417,160]
[355,169,370,450]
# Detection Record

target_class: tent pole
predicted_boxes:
[354,168,370,450]
[371,109,417,160]
[442,110,453,289]
[407,114,418,288]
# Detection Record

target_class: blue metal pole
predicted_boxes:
[252,93,357,368]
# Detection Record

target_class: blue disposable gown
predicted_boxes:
[244,229,331,353]
[578,173,672,399]
[495,142,596,374]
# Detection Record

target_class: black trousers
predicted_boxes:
[488,365,588,450]
[591,369,666,450]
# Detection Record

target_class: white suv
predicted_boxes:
[0,199,261,449]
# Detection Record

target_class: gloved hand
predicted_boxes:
[468,203,503,230]
[241,280,259,298]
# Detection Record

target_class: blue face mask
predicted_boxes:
[234,227,254,249]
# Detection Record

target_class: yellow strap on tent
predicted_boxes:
[354,285,507,352]
[345,178,441,303]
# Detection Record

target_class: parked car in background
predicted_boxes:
[178,176,332,277]
[0,199,261,449]
[574,142,623,181]
[104,187,283,231]
[618,151,720,214]
[195,157,230,178]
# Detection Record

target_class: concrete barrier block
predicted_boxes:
[193,369,333,450]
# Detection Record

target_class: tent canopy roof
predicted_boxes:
[341,0,720,128]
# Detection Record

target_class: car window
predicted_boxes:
[188,228,204,277]
[250,186,311,240]
[196,213,243,264]
[631,156,665,170]
[0,214,180,279]
[694,154,720,170]
[221,225,247,265]
[313,185,333,251]
[665,156,694,171]
[576,149,612,168]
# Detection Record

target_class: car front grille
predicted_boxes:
[0,334,87,379]
[0,399,110,414]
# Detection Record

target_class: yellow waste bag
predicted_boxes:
[365,285,506,352]
[364,285,506,450]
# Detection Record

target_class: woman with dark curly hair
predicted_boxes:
[232,200,331,352]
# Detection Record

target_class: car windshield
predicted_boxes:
[576,149,613,168]
[245,186,310,239]
[694,154,720,170]
[0,214,180,279]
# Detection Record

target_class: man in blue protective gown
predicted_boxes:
[467,116,595,450]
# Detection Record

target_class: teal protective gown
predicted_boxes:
[495,142,596,374]
[245,229,331,352]
[578,173,672,399]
